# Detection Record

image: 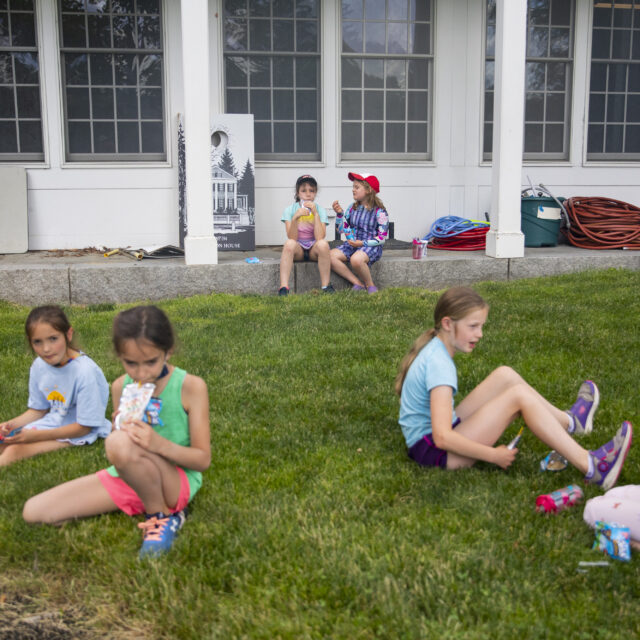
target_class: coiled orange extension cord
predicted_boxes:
[563,197,640,250]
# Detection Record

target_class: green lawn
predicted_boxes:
[1,270,639,639]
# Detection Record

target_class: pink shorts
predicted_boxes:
[96,467,190,516]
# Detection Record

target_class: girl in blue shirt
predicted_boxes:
[395,286,632,491]
[0,305,111,466]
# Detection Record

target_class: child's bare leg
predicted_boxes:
[23,474,118,525]
[310,239,331,287]
[350,251,374,288]
[330,248,362,287]
[456,366,570,429]
[452,383,589,472]
[105,430,182,514]
[279,239,303,289]
[0,440,70,467]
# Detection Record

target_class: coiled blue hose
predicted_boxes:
[423,216,490,241]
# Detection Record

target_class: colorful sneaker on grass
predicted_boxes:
[569,380,599,435]
[586,421,632,491]
[138,509,187,559]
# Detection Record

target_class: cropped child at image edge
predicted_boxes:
[23,305,211,559]
[0,305,111,466]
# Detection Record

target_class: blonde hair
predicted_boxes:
[394,287,488,395]
[352,180,385,212]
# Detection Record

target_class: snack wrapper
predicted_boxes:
[115,383,156,430]
[593,521,631,562]
[540,450,568,472]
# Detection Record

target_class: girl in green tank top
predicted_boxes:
[23,306,211,559]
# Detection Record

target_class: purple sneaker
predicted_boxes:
[351,284,365,291]
[367,285,378,294]
[569,380,599,435]
[586,421,633,491]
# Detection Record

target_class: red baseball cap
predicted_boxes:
[348,172,380,193]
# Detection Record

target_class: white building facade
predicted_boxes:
[1,0,639,260]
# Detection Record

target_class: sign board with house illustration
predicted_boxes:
[179,113,255,251]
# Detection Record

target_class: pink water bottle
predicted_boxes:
[536,485,583,514]
[412,238,425,259]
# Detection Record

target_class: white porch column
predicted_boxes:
[485,0,526,258]
[181,0,217,265]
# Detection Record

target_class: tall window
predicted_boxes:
[59,0,165,161]
[587,0,640,159]
[223,0,321,161]
[340,0,433,159]
[484,0,574,160]
[0,0,44,161]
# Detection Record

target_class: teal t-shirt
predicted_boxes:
[106,367,202,500]
[398,337,458,448]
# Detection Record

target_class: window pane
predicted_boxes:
[140,88,162,118]
[342,122,361,151]
[296,20,317,51]
[0,121,17,152]
[364,58,384,87]
[342,57,361,88]
[11,12,36,46]
[342,90,361,119]
[141,121,163,152]
[68,121,92,153]
[273,122,294,152]
[94,121,116,152]
[61,2,166,160]
[485,0,574,159]
[365,22,385,53]
[117,121,139,152]
[341,0,432,158]
[273,89,293,119]
[363,90,383,119]
[116,87,138,118]
[363,122,383,151]
[386,122,405,152]
[273,19,294,51]
[296,57,317,87]
[296,122,317,152]
[67,87,90,118]
[250,19,271,51]
[224,2,321,158]
[65,54,88,85]
[296,90,316,119]
[250,88,271,119]
[91,54,113,84]
[0,85,14,117]
[14,52,38,84]
[92,87,114,118]
[343,21,363,53]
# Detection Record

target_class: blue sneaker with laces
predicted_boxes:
[138,509,187,559]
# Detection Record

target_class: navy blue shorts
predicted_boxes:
[407,418,461,469]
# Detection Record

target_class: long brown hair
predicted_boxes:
[112,305,175,355]
[25,305,78,350]
[394,287,488,395]
[352,180,385,212]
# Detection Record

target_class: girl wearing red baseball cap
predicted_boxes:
[330,172,389,293]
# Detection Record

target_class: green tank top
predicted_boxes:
[106,367,202,500]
